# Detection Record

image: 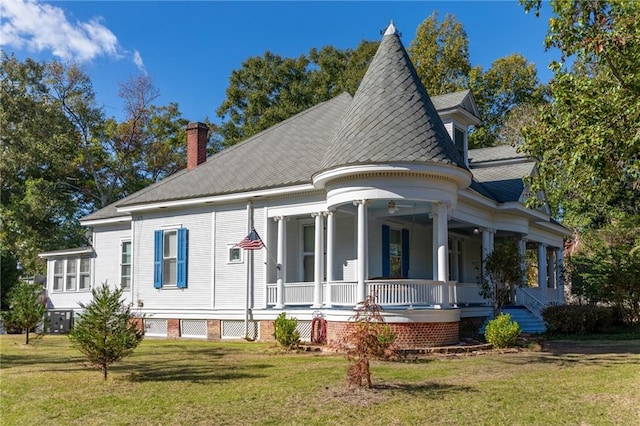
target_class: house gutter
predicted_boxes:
[245,200,252,340]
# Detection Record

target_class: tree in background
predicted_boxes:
[408,12,471,96]
[468,54,545,148]
[1,54,87,276]
[519,0,640,229]
[215,41,379,146]
[1,281,47,344]
[69,283,144,381]
[1,55,193,279]
[519,0,640,318]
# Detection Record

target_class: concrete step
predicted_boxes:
[481,307,546,334]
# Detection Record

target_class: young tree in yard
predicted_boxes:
[337,295,397,388]
[69,283,144,380]
[1,281,47,344]
[480,238,526,316]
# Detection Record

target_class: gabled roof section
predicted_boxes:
[468,145,534,203]
[431,89,480,121]
[319,22,467,172]
[83,93,352,217]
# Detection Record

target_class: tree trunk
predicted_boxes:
[25,328,30,345]
[102,364,108,381]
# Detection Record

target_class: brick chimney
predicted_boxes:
[186,122,208,170]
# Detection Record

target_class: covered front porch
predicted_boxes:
[262,197,565,317]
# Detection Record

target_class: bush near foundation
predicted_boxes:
[542,305,618,335]
[273,312,300,349]
[484,313,521,348]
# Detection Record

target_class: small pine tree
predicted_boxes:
[273,312,300,349]
[1,281,47,344]
[69,283,144,380]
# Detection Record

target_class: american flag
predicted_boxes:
[236,229,264,250]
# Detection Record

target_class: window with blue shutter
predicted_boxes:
[153,228,188,289]
[176,228,188,288]
[153,230,163,288]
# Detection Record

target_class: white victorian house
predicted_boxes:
[40,23,568,347]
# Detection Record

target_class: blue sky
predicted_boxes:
[1,1,556,124]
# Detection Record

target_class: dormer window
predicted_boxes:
[454,126,468,165]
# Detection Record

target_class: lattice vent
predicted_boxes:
[296,321,312,342]
[181,320,207,338]
[221,320,259,340]
[145,318,168,337]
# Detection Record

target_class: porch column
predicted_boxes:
[547,248,556,291]
[482,228,495,284]
[537,243,547,294]
[436,202,450,308]
[354,200,368,303]
[432,210,438,280]
[312,212,324,308]
[451,238,459,281]
[274,216,286,308]
[556,247,565,303]
[325,210,335,307]
[518,238,527,286]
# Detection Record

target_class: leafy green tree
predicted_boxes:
[1,55,192,275]
[519,0,640,228]
[567,218,640,324]
[69,283,144,380]
[480,238,526,316]
[0,54,86,276]
[408,14,543,148]
[408,12,471,95]
[468,54,544,148]
[215,41,379,146]
[1,249,22,311]
[1,281,47,344]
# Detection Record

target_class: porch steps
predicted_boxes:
[481,306,546,335]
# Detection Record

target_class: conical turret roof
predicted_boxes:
[319,22,467,172]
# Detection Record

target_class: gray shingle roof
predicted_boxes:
[469,145,534,203]
[319,28,467,172]
[118,93,352,207]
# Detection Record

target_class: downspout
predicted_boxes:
[244,200,253,340]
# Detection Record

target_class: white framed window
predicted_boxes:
[163,230,177,287]
[227,244,243,263]
[153,227,188,289]
[53,257,91,292]
[79,258,91,290]
[66,259,77,291]
[121,240,132,289]
[53,260,63,291]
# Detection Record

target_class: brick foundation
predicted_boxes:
[207,319,221,341]
[167,319,180,339]
[260,320,276,342]
[327,321,459,349]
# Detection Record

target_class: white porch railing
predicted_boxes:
[515,287,561,318]
[266,280,490,308]
[453,282,492,307]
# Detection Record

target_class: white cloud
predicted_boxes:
[0,0,142,68]
[132,49,145,73]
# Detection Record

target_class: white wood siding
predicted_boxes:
[93,223,132,301]
[134,207,213,310]
[213,205,265,309]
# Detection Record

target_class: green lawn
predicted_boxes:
[2,335,639,425]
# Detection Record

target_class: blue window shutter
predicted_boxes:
[153,230,163,288]
[176,228,188,288]
[402,228,410,278]
[382,224,390,277]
